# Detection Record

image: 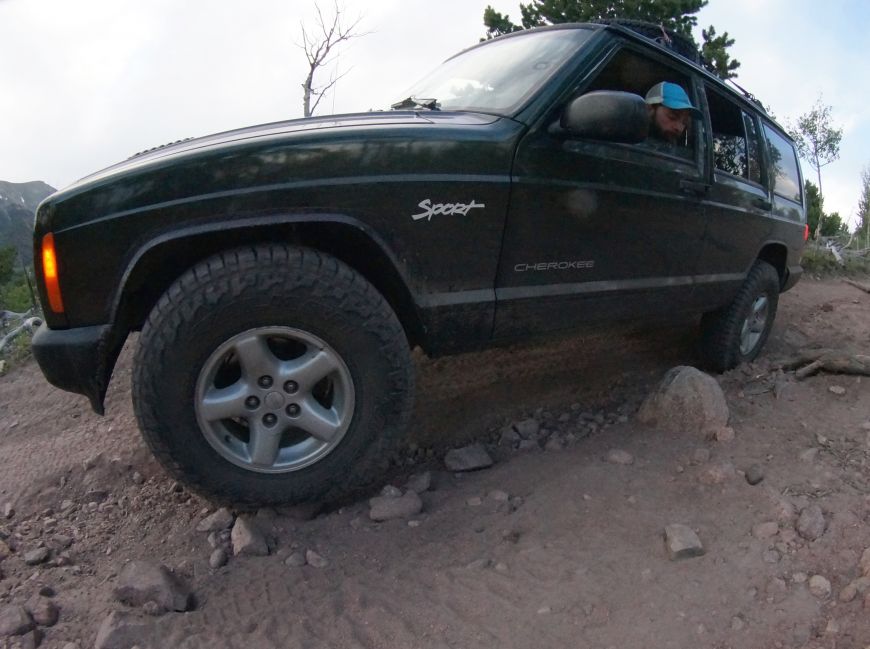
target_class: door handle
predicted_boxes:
[752,197,772,210]
[679,179,709,196]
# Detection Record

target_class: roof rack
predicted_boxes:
[595,19,701,64]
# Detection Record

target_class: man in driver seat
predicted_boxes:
[644,81,701,151]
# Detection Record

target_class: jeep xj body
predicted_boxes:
[32,23,806,503]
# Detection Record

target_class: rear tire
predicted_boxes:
[700,260,780,372]
[132,245,414,505]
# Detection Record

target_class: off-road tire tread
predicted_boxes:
[700,260,780,372]
[132,244,413,504]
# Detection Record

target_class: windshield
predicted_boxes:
[395,28,592,115]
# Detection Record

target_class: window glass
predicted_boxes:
[743,112,762,184]
[399,29,592,114]
[582,48,697,159]
[763,125,802,203]
[706,87,747,178]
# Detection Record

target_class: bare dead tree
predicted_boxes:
[299,2,367,118]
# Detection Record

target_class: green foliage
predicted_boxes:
[700,25,740,79]
[801,246,870,276]
[805,180,849,238]
[856,165,870,242]
[0,245,36,313]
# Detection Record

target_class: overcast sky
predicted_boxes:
[1,0,867,226]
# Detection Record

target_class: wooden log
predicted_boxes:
[843,278,870,294]
[773,348,870,379]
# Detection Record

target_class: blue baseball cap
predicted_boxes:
[645,82,701,117]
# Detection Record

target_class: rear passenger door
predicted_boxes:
[694,86,776,310]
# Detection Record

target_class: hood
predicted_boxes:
[68,111,502,190]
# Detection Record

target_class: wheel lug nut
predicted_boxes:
[263,413,278,426]
[283,380,299,394]
[245,396,260,409]
[286,404,300,417]
[258,376,273,388]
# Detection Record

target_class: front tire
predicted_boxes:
[700,260,781,372]
[132,245,414,504]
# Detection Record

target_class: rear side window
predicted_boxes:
[763,125,802,203]
[706,87,762,183]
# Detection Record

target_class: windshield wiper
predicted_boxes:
[390,96,440,111]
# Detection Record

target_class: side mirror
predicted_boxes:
[560,91,649,144]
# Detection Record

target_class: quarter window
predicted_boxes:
[763,125,802,203]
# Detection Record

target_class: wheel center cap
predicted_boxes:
[264,391,285,409]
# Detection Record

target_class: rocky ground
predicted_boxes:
[0,277,869,649]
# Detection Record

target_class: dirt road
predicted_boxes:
[1,277,869,649]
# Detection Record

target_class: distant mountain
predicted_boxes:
[0,180,56,266]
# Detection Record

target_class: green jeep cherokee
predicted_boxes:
[32,23,806,503]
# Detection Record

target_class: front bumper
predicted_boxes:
[31,323,121,414]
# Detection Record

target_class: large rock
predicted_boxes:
[94,611,152,649]
[444,444,493,472]
[0,605,33,637]
[112,560,191,613]
[638,366,729,434]
[231,517,269,556]
[369,492,423,522]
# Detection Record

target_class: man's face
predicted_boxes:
[650,105,691,143]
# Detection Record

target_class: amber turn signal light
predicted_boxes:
[41,233,65,313]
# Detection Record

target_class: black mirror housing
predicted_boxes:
[560,91,650,144]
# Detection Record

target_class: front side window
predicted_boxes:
[707,87,748,178]
[763,125,802,203]
[397,29,592,115]
[582,48,699,160]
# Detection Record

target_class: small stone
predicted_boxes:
[0,605,34,637]
[94,611,150,649]
[698,461,735,485]
[799,448,819,462]
[544,437,564,452]
[142,600,162,617]
[380,485,402,498]
[828,385,846,395]
[499,428,520,447]
[284,552,306,567]
[809,575,832,599]
[839,583,858,602]
[517,439,539,452]
[663,524,705,560]
[405,471,432,494]
[605,449,634,465]
[24,596,58,626]
[59,500,74,512]
[752,521,779,540]
[825,619,841,634]
[131,471,145,485]
[306,550,328,568]
[514,418,540,439]
[745,464,764,485]
[763,550,781,564]
[196,508,235,533]
[407,520,421,528]
[488,490,510,502]
[731,616,745,631]
[113,560,192,613]
[23,548,50,566]
[444,444,493,472]
[38,586,55,598]
[692,448,711,464]
[0,539,10,560]
[209,549,228,569]
[710,426,735,442]
[369,491,423,521]
[852,576,870,593]
[792,572,808,584]
[2,504,13,519]
[466,497,483,507]
[796,505,827,541]
[860,548,870,576]
[537,606,551,615]
[231,517,269,556]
